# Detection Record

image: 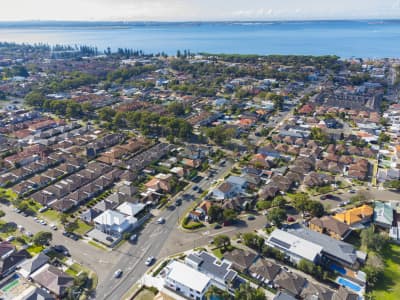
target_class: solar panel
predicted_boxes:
[270,237,291,249]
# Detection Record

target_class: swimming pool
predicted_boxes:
[337,277,362,293]
[330,264,346,275]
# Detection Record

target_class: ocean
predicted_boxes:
[0,20,399,58]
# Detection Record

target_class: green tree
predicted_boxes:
[256,200,271,211]
[208,205,223,223]
[272,196,287,208]
[383,180,400,190]
[213,235,231,251]
[234,282,266,300]
[360,226,388,253]
[267,207,287,228]
[363,252,384,288]
[0,210,5,218]
[205,286,230,300]
[223,209,238,223]
[242,233,264,252]
[97,107,116,122]
[25,91,45,107]
[306,201,324,217]
[33,231,52,246]
[65,220,79,233]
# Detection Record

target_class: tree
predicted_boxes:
[213,235,231,251]
[360,226,388,253]
[272,196,287,208]
[292,193,310,214]
[205,285,230,300]
[267,207,287,228]
[208,205,223,223]
[223,209,238,223]
[234,282,266,300]
[25,91,45,107]
[0,210,5,218]
[60,213,69,225]
[363,252,384,288]
[33,231,52,246]
[97,107,116,122]
[306,201,324,217]
[242,233,265,252]
[256,200,271,211]
[65,220,79,233]
[378,132,390,144]
[383,180,400,190]
[168,101,185,116]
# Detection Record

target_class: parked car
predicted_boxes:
[175,199,182,206]
[214,224,222,229]
[53,245,70,256]
[6,236,15,242]
[145,256,155,266]
[157,217,165,224]
[247,215,256,221]
[114,269,123,278]
[25,231,33,237]
[38,206,48,213]
[130,234,137,242]
[349,189,356,194]
[287,216,295,222]
[50,224,57,230]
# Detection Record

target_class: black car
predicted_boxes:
[175,199,182,206]
[62,231,70,237]
[167,205,175,211]
[53,245,70,256]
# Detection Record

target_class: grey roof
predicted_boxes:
[288,227,357,266]
[21,287,55,300]
[20,252,49,275]
[274,292,297,300]
[187,251,237,281]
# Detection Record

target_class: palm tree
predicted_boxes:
[205,285,230,300]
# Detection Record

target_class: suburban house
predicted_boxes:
[18,252,49,278]
[212,176,247,200]
[274,271,307,297]
[0,249,30,278]
[116,202,146,218]
[14,286,55,300]
[309,216,352,240]
[373,201,394,229]
[185,251,238,292]
[164,260,211,300]
[31,264,74,297]
[267,229,323,264]
[249,258,281,284]
[333,205,373,228]
[0,242,15,259]
[223,249,258,273]
[93,209,137,236]
[268,228,364,269]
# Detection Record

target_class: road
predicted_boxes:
[96,159,234,300]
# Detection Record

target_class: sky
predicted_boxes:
[0,0,400,21]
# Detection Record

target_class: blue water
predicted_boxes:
[337,277,362,293]
[0,20,400,58]
[330,264,346,275]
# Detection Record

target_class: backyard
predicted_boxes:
[372,243,400,300]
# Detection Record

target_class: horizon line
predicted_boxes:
[0,17,399,23]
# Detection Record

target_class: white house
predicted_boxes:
[116,202,146,217]
[164,260,211,300]
[93,209,137,236]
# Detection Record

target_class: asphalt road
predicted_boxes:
[97,160,234,300]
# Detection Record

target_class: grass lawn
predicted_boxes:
[212,248,224,259]
[40,209,59,222]
[27,245,44,255]
[74,220,93,235]
[88,240,108,251]
[372,243,400,300]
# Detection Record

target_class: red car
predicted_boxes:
[287,216,295,222]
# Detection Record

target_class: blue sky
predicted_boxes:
[1,0,400,21]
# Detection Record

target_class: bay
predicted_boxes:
[0,20,399,58]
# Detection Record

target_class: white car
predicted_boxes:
[156,217,165,224]
[6,236,15,242]
[114,269,123,278]
[50,224,57,230]
[145,256,155,266]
